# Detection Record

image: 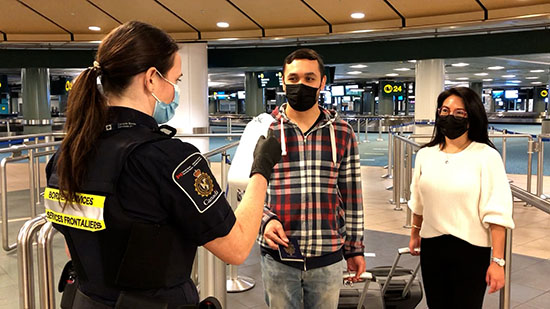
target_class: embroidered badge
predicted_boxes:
[172,152,223,213]
[193,169,214,197]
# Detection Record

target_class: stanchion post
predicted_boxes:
[537,135,544,197]
[364,118,369,143]
[502,130,507,169]
[527,138,534,194]
[357,119,361,144]
[499,228,513,309]
[392,135,402,210]
[377,118,383,141]
[227,118,232,141]
[37,222,58,309]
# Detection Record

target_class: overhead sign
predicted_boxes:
[380,81,405,96]
[539,89,548,98]
[257,71,282,88]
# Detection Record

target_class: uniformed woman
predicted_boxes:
[45,21,281,308]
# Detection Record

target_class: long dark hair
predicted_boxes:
[57,21,178,206]
[423,87,496,150]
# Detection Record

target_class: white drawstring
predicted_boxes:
[280,117,287,156]
[329,123,336,164]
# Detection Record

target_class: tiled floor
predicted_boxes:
[0,163,549,308]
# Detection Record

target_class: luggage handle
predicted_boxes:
[380,247,420,298]
[342,271,375,309]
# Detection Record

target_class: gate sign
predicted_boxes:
[381,81,405,96]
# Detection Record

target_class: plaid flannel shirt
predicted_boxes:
[258,104,364,259]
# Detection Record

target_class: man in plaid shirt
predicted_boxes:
[258,48,365,309]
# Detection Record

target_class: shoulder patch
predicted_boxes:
[172,152,223,213]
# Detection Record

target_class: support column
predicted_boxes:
[469,81,483,98]
[244,72,264,116]
[168,43,209,153]
[534,87,548,114]
[378,82,394,116]
[21,68,52,134]
[414,60,445,136]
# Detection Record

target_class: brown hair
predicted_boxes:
[282,48,325,77]
[57,21,178,206]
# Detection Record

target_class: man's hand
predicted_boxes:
[346,255,366,283]
[486,262,505,294]
[263,220,289,250]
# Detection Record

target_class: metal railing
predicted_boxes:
[1,134,61,252]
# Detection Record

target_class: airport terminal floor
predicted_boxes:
[0,122,549,308]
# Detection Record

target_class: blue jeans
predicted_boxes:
[261,254,343,309]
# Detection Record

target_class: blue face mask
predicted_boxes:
[151,70,180,124]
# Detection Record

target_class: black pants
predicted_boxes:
[420,235,491,309]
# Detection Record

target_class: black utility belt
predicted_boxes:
[71,289,220,309]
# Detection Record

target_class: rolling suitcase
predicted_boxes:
[338,248,422,309]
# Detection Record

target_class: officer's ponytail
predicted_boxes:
[57,65,107,208]
[57,21,178,208]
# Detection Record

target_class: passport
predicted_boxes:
[278,237,304,262]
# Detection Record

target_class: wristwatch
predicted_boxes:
[491,257,505,267]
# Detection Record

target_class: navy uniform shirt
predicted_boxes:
[113,107,236,244]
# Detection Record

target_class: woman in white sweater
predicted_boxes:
[408,87,514,309]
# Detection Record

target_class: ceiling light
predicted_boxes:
[347,71,362,75]
[487,66,504,70]
[88,26,101,31]
[502,75,515,78]
[444,80,453,84]
[508,80,522,83]
[474,73,488,76]
[408,60,417,63]
[530,69,545,73]
[531,81,543,84]
[350,64,367,69]
[350,12,365,19]
[451,62,469,67]
[482,79,493,82]
[216,22,230,28]
[351,29,374,33]
[217,38,238,41]
[525,76,539,80]
[386,73,398,77]
[456,77,469,80]
[394,68,411,71]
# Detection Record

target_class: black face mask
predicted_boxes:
[285,83,319,112]
[436,115,469,139]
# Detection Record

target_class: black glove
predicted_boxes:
[250,131,282,182]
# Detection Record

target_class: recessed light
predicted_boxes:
[444,80,453,84]
[530,69,545,73]
[531,81,543,84]
[525,76,539,80]
[487,66,505,70]
[216,22,230,28]
[386,73,399,77]
[408,60,417,63]
[502,75,516,78]
[88,26,101,31]
[394,68,411,71]
[482,79,493,82]
[350,64,367,69]
[474,73,488,76]
[451,62,469,67]
[347,71,362,75]
[456,77,469,80]
[351,29,373,33]
[350,12,365,19]
[508,80,522,83]
[217,37,238,41]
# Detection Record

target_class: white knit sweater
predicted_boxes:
[408,141,515,247]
